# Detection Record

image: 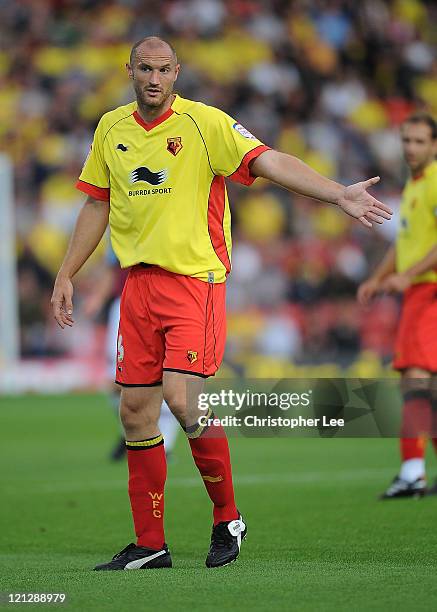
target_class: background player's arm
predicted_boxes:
[51,197,109,328]
[357,246,396,305]
[83,265,116,318]
[382,244,437,293]
[250,149,392,228]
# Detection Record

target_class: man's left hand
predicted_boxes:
[337,177,393,228]
[382,273,412,293]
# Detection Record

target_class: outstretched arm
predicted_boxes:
[51,196,109,328]
[251,150,392,228]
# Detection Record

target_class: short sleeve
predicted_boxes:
[205,108,270,186]
[427,180,437,221]
[76,119,110,201]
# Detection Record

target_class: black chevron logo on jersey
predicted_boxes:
[130,166,168,185]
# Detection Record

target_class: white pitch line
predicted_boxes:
[2,467,395,495]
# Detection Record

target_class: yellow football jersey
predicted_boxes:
[76,94,269,283]
[396,160,437,284]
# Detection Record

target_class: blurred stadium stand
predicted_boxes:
[2,0,436,390]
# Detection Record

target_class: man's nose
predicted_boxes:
[149,70,160,85]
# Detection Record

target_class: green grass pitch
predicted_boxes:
[1,393,437,611]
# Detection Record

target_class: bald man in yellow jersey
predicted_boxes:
[358,113,437,499]
[51,36,392,570]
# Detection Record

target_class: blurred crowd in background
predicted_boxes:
[1,0,436,377]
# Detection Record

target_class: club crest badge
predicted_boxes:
[187,350,198,365]
[167,137,183,156]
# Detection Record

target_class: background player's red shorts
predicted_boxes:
[393,282,437,372]
[115,265,226,385]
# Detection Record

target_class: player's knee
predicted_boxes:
[163,392,188,424]
[120,408,158,432]
[120,396,157,429]
[430,376,437,411]
[401,369,431,399]
[120,393,141,415]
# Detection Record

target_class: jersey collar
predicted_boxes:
[411,160,437,182]
[411,171,424,182]
[133,95,179,132]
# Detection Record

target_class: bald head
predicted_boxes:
[127,36,180,113]
[129,36,178,66]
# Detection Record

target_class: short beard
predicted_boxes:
[408,158,430,174]
[134,82,172,113]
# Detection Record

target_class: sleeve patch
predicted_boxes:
[232,122,257,140]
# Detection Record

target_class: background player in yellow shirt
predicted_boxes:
[51,36,392,570]
[358,113,437,499]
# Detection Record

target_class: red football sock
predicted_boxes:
[126,435,166,550]
[400,392,431,461]
[400,436,427,461]
[188,416,238,525]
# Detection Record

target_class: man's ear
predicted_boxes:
[126,63,134,79]
[174,63,180,82]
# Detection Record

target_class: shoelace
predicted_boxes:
[210,524,234,550]
[112,543,135,560]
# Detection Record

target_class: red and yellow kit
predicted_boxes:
[76,95,269,383]
[393,161,437,371]
[77,94,269,284]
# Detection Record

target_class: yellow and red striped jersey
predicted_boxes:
[77,94,269,283]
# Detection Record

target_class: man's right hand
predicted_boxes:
[51,276,74,328]
[357,277,380,306]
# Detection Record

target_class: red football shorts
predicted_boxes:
[393,282,437,372]
[115,265,226,385]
